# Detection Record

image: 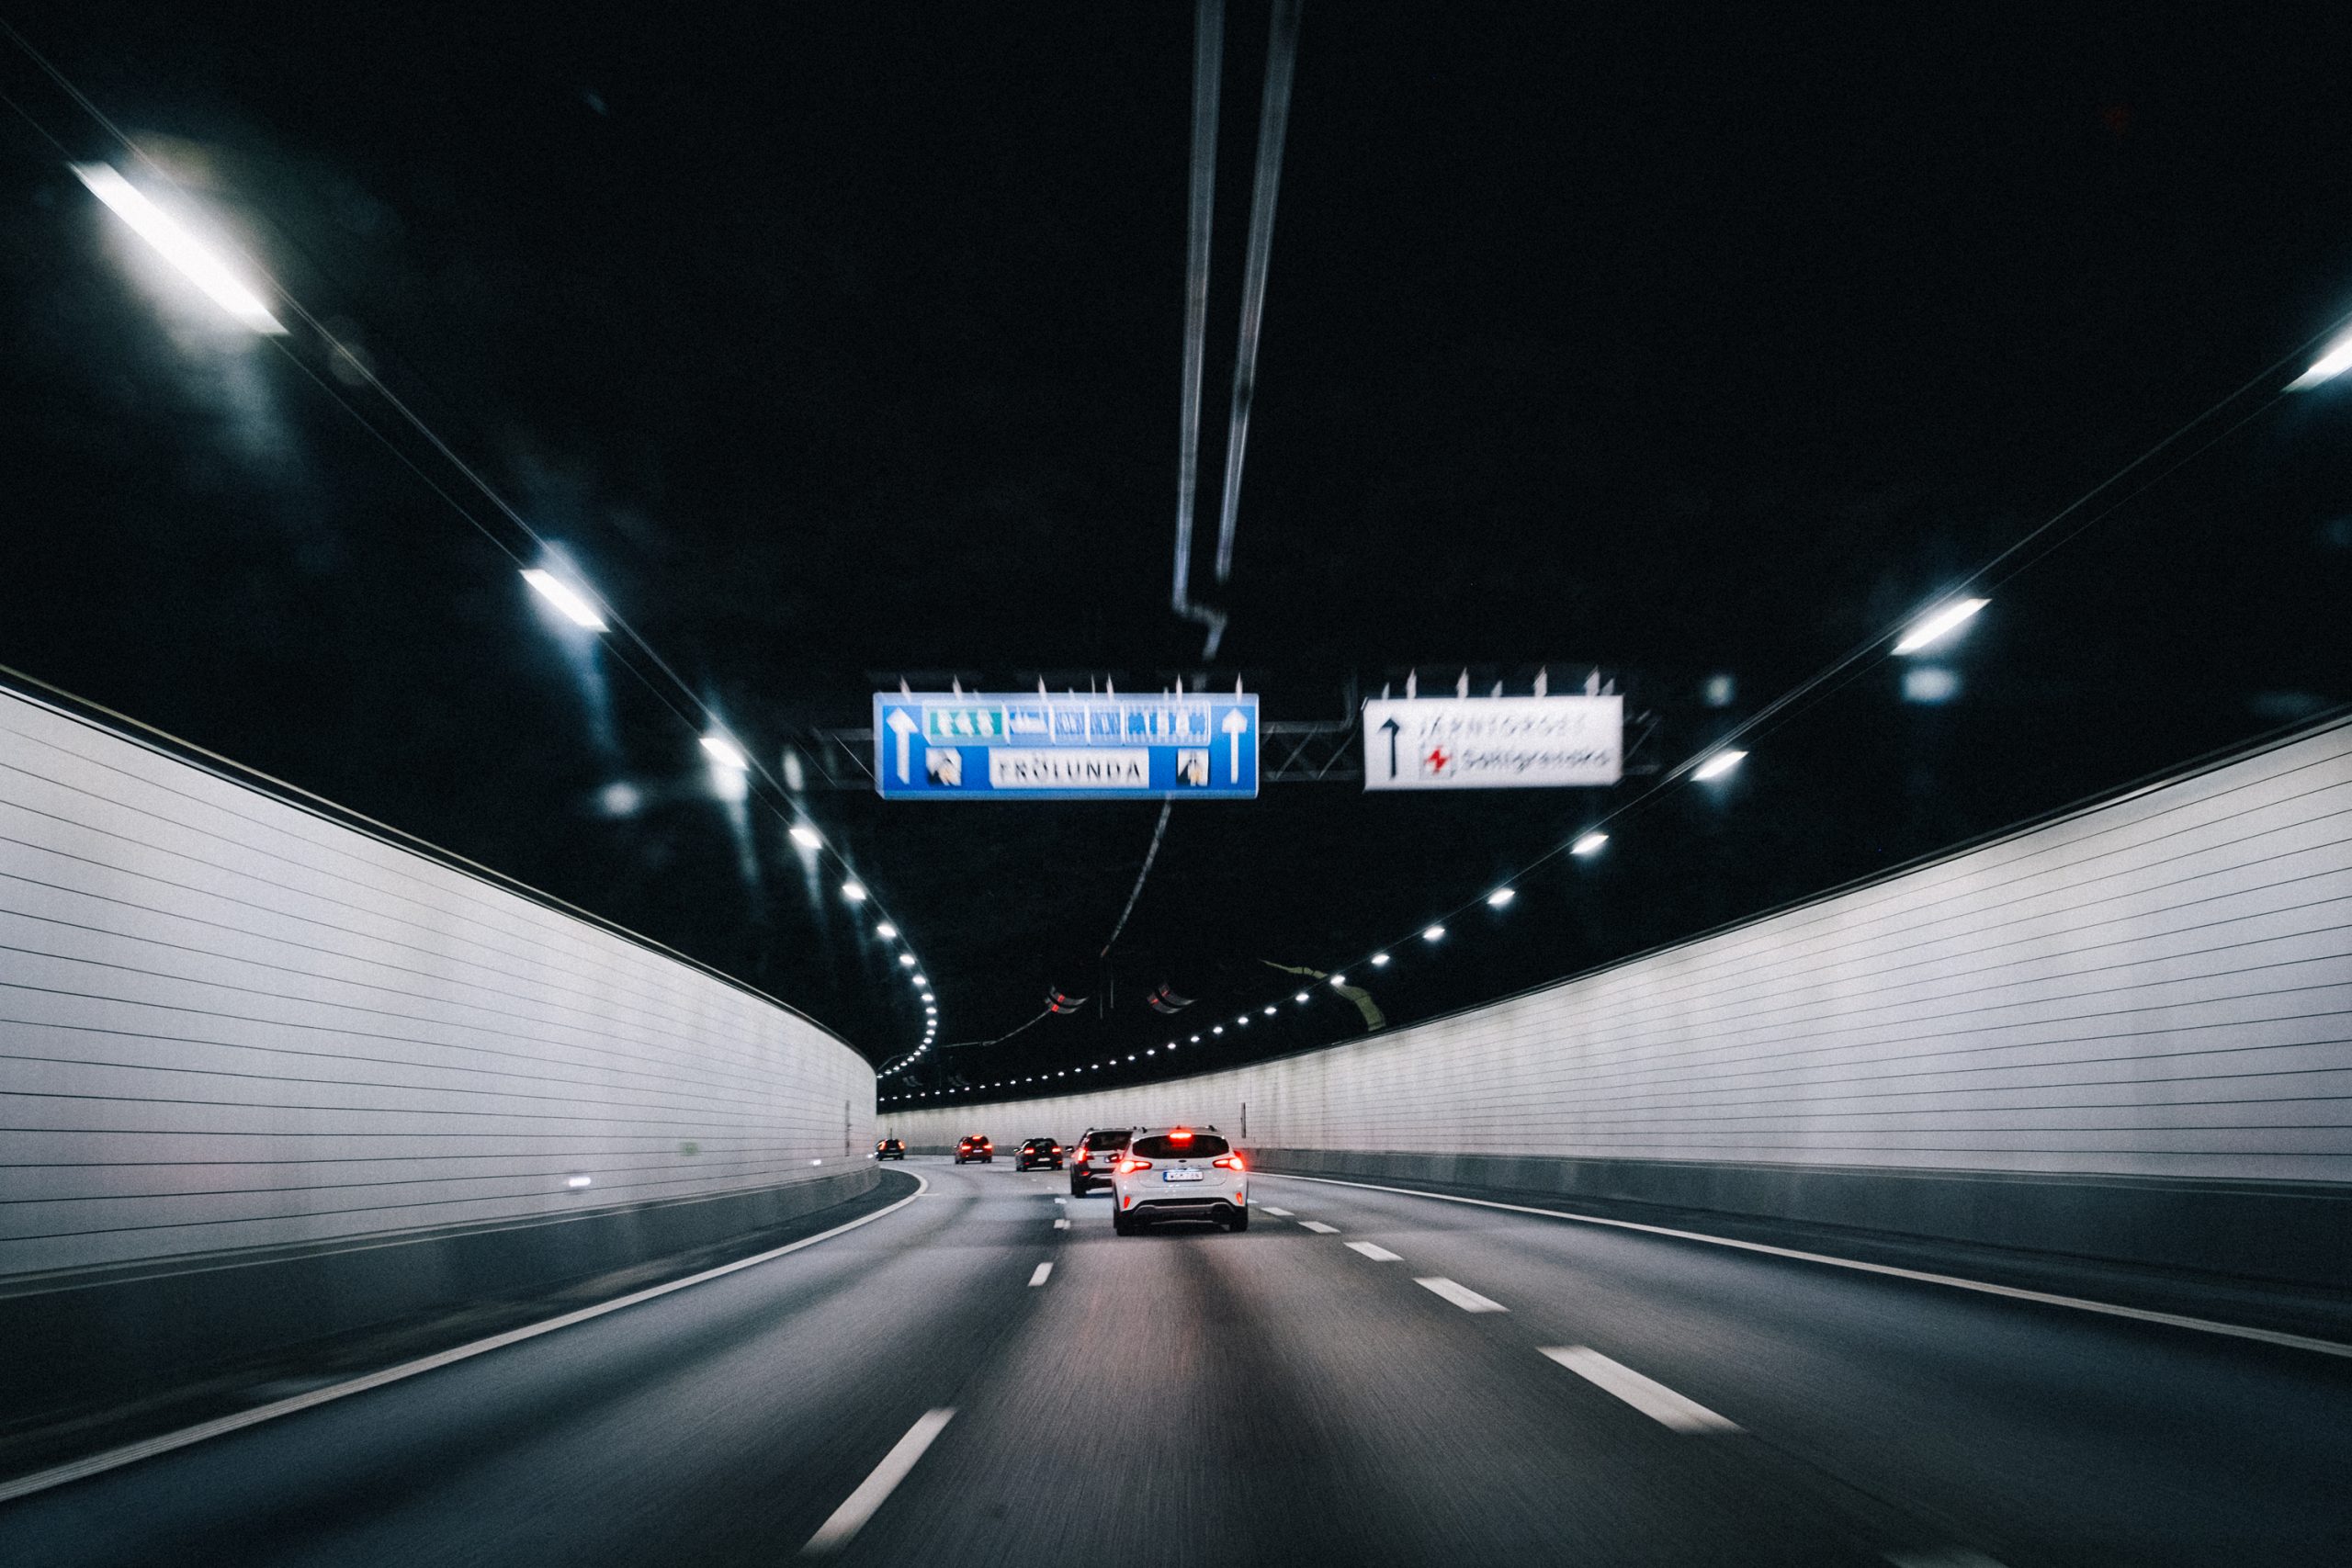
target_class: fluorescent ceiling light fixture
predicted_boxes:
[1263,1005,1277,1015]
[1571,831,1609,856]
[789,824,822,849]
[910,975,927,987]
[1329,973,1348,987]
[1295,991,1310,1003]
[874,921,897,938]
[1237,1015,1249,1025]
[1486,888,1516,908]
[72,163,286,333]
[2290,333,2352,390]
[841,882,867,902]
[1690,750,1747,782]
[565,1174,593,1189]
[1892,597,1989,655]
[520,570,608,631]
[1370,953,1390,967]
[700,735,750,772]
[1422,925,1445,942]
[1191,1034,1202,1043]
[898,953,916,967]
[1212,1026,1224,1034]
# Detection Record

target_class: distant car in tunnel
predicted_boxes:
[1015,1137,1062,1170]
[1110,1127,1247,1235]
[875,1137,905,1160]
[955,1134,994,1164]
[1069,1127,1133,1195]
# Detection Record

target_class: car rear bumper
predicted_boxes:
[1123,1196,1244,1219]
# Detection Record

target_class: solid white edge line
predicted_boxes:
[798,1405,956,1556]
[1539,1346,1740,1433]
[1345,1241,1402,1262]
[1415,1276,1509,1313]
[1297,1220,1339,1235]
[0,1172,934,1506]
[1261,1173,2352,1359]
[1028,1261,1053,1287]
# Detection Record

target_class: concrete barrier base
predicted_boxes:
[0,1168,884,1432]
[1255,1150,2352,1295]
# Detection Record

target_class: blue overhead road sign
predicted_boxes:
[873,693,1260,800]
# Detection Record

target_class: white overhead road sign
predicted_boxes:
[1363,694,1623,790]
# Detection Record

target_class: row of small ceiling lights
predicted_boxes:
[874,596,1996,1106]
[528,581,941,1065]
[45,149,944,1066]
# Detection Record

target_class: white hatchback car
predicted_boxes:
[1109,1126,1249,1234]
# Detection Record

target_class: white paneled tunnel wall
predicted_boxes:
[0,687,875,1278]
[892,721,2352,1185]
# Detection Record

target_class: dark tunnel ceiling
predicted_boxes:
[2,3,2349,1082]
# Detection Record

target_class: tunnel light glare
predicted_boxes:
[1892,597,1989,655]
[875,920,897,938]
[789,824,822,849]
[700,735,750,772]
[520,569,609,631]
[565,1174,593,1190]
[1571,831,1609,856]
[1370,953,1390,967]
[841,882,867,902]
[1486,887,1516,908]
[1422,925,1445,942]
[1690,750,1747,782]
[2289,333,2352,390]
[73,163,287,333]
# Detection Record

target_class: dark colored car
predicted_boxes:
[876,1137,906,1160]
[1069,1127,1133,1194]
[955,1134,994,1164]
[1015,1137,1063,1170]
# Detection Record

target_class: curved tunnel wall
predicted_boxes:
[892,719,2352,1287]
[0,683,877,1287]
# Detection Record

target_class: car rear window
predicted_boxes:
[1085,1130,1131,1150]
[1132,1134,1230,1159]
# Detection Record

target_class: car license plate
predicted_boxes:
[1162,1168,1203,1182]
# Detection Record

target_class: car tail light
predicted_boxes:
[1117,1156,1153,1174]
[1214,1153,1245,1170]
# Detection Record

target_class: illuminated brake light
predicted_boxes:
[1213,1154,1245,1171]
[1117,1157,1153,1174]
[1170,1128,1193,1143]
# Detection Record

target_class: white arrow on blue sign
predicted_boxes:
[873,693,1260,800]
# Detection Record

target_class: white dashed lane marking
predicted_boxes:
[799,1407,956,1556]
[1538,1347,1738,1433]
[1261,1206,1294,1217]
[1053,1218,1069,1230]
[1297,1221,1339,1235]
[1415,1277,1508,1313]
[1028,1262,1053,1287]
[1344,1241,1401,1261]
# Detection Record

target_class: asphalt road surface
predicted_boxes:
[4,1157,2347,1566]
